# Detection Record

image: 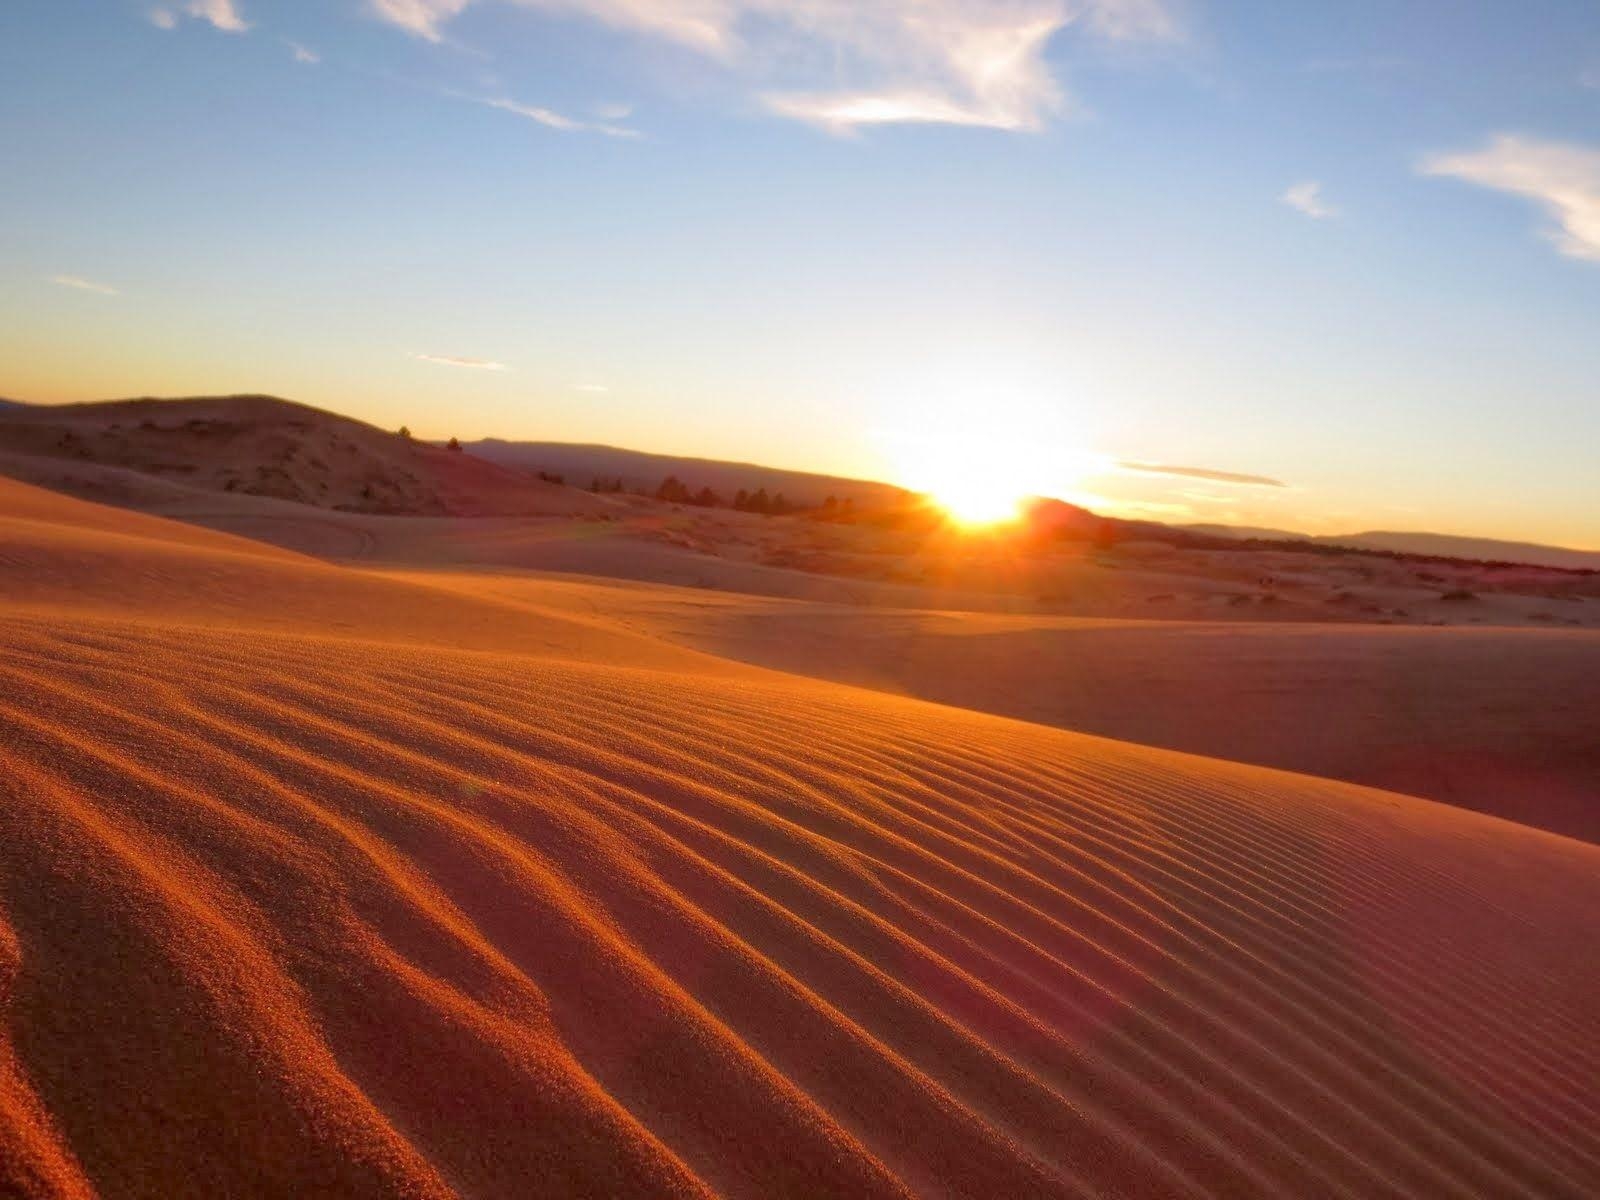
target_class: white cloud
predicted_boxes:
[410,352,508,370]
[186,0,250,32]
[370,1,1180,132]
[1282,180,1337,220]
[50,275,120,296]
[759,8,1076,132]
[485,96,638,137]
[764,15,1067,133]
[149,1,250,32]
[367,0,472,43]
[286,41,321,64]
[576,382,610,393]
[1421,134,1600,263]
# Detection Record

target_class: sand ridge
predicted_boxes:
[380,567,1600,844]
[2,477,1598,1198]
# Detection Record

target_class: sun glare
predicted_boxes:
[877,385,1106,528]
[929,476,1028,526]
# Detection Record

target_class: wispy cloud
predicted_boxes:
[151,0,250,33]
[286,40,320,64]
[1118,462,1287,488]
[366,0,470,43]
[575,382,609,393]
[1421,134,1600,263]
[1282,180,1337,219]
[194,0,249,31]
[410,352,508,370]
[370,1,1181,133]
[50,275,119,296]
[483,96,638,138]
[761,11,1074,134]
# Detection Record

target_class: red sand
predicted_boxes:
[3,477,1599,1198]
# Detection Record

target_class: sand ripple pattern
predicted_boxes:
[1,614,1597,1199]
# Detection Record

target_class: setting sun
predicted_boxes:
[883,425,1032,527]
[928,477,1028,526]
[890,428,1108,528]
[877,388,1106,528]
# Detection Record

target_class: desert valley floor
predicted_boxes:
[2,462,1599,1198]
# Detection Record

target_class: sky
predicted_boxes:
[2,0,1598,547]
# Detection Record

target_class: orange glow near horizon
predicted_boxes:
[928,477,1029,527]
[884,424,1031,527]
[878,385,1106,528]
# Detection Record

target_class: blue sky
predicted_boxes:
[2,0,1598,545]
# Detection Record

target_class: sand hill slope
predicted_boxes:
[463,439,911,509]
[0,396,609,518]
[612,601,1600,844]
[1186,524,1600,572]
[382,570,1600,845]
[2,479,1599,1198]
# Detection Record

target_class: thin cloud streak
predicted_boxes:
[410,352,508,371]
[370,1,1181,132]
[1118,462,1288,488]
[484,96,639,138]
[1421,134,1600,263]
[50,275,120,296]
[286,41,321,64]
[366,0,470,43]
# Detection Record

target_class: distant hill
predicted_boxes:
[463,440,910,510]
[1186,523,1600,571]
[7,397,1591,570]
[0,395,605,518]
[1184,523,1307,543]
[1329,531,1600,571]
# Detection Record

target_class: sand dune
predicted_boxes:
[0,478,721,670]
[1188,524,1600,573]
[628,604,1600,844]
[0,396,611,518]
[3,478,1599,1198]
[382,570,1600,845]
